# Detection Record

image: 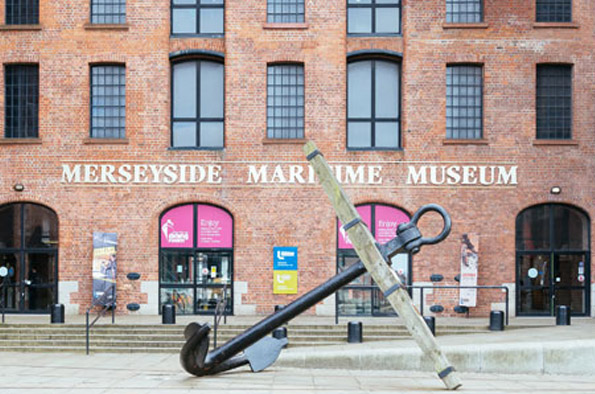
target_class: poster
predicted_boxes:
[273,247,298,294]
[197,205,233,248]
[459,233,479,307]
[161,205,193,248]
[374,205,410,244]
[92,232,117,306]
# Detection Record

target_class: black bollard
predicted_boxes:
[162,304,176,324]
[274,305,285,312]
[556,305,571,326]
[489,310,504,331]
[424,316,436,335]
[50,304,65,324]
[347,321,363,343]
[272,327,288,348]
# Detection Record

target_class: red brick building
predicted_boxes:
[0,0,592,319]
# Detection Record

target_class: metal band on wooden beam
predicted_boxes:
[383,283,402,298]
[342,218,361,232]
[438,366,455,379]
[306,149,322,161]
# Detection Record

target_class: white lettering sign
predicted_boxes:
[406,165,518,186]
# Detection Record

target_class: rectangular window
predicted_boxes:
[91,65,126,139]
[171,0,224,35]
[267,0,305,23]
[347,59,400,149]
[267,64,304,139]
[347,0,401,35]
[446,0,482,23]
[172,60,224,148]
[536,0,571,22]
[6,0,39,25]
[91,0,126,24]
[446,65,483,140]
[4,65,39,139]
[536,65,572,140]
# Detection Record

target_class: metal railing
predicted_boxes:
[411,285,509,326]
[85,285,116,355]
[213,284,228,348]
[334,284,510,326]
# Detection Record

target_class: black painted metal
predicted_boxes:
[429,305,444,313]
[424,316,436,336]
[127,303,141,312]
[556,305,571,326]
[180,204,453,377]
[347,321,363,343]
[51,304,65,323]
[126,272,141,281]
[430,274,444,282]
[272,327,288,348]
[163,304,176,324]
[489,310,504,331]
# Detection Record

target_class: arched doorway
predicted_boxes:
[159,203,233,315]
[0,203,59,313]
[516,204,591,316]
[336,203,410,316]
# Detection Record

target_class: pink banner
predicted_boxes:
[197,205,233,248]
[161,205,194,248]
[375,205,410,244]
[338,205,372,249]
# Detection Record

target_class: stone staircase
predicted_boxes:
[0,322,495,353]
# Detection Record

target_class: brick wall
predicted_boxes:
[0,0,593,316]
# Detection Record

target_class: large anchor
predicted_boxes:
[180,204,451,376]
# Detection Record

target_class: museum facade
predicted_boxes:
[0,0,593,318]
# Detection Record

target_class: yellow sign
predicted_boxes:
[273,270,298,294]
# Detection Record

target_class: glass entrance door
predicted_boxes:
[517,253,589,316]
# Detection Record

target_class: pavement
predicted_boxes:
[0,316,594,392]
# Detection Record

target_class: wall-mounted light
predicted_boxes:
[13,183,24,192]
[550,186,562,195]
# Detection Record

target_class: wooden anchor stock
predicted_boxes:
[304,141,462,390]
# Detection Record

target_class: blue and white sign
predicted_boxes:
[273,247,298,271]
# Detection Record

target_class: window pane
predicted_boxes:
[196,287,231,313]
[4,65,39,138]
[348,8,372,33]
[195,252,232,285]
[0,204,22,249]
[375,61,399,118]
[200,122,224,147]
[267,64,304,139]
[200,8,223,34]
[200,62,223,118]
[348,122,371,148]
[24,204,58,249]
[91,0,126,24]
[174,0,196,4]
[446,0,482,23]
[516,205,550,251]
[552,206,589,250]
[375,122,399,148]
[161,287,194,314]
[375,7,399,33]
[536,0,571,22]
[172,9,196,34]
[6,0,39,24]
[348,61,372,118]
[348,0,371,3]
[536,65,571,140]
[202,0,224,3]
[173,62,197,118]
[173,122,197,147]
[160,251,193,285]
[446,65,482,139]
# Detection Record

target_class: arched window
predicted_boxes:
[347,57,401,149]
[516,204,590,316]
[159,203,233,315]
[0,203,59,313]
[336,203,410,316]
[171,58,224,149]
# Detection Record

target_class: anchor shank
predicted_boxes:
[204,259,369,368]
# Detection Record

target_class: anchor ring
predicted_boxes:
[410,204,452,246]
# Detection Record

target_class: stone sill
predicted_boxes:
[533,22,579,29]
[533,139,578,146]
[263,23,309,30]
[443,139,489,145]
[443,23,489,30]
[83,138,129,145]
[0,138,42,144]
[262,138,306,145]
[0,24,42,31]
[84,23,130,31]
